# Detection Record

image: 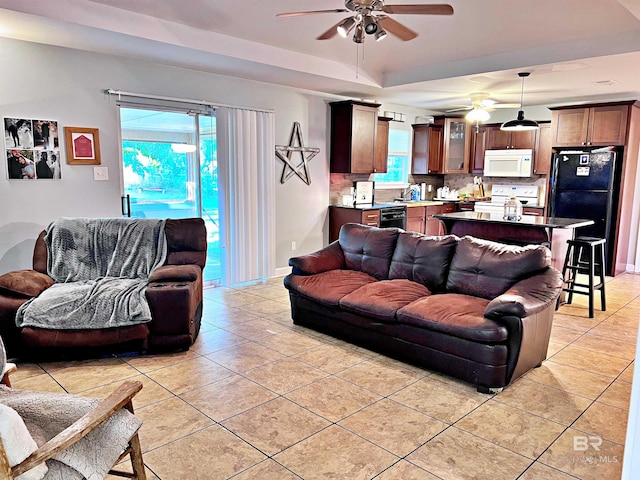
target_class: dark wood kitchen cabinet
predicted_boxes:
[550,103,629,147]
[406,206,426,234]
[470,125,487,174]
[330,100,382,173]
[411,123,443,174]
[533,122,552,175]
[485,125,536,150]
[441,117,470,173]
[374,116,392,174]
[329,207,380,242]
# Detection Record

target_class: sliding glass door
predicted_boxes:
[120,107,220,284]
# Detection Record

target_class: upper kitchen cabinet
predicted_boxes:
[438,117,470,173]
[485,125,536,150]
[533,122,552,175]
[374,116,392,174]
[330,100,382,173]
[411,123,443,174]
[470,125,487,174]
[550,102,630,147]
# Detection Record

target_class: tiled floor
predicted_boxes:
[10,274,639,479]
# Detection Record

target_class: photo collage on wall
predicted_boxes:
[4,117,61,180]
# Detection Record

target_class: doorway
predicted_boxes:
[119,107,221,285]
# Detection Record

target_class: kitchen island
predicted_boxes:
[434,211,594,272]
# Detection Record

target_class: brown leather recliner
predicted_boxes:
[0,218,207,360]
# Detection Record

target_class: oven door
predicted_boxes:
[379,207,406,229]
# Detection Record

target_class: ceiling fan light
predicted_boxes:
[375,28,387,41]
[500,111,539,130]
[353,23,365,43]
[466,108,490,122]
[337,16,357,37]
[363,15,378,34]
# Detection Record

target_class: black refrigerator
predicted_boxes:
[549,149,621,275]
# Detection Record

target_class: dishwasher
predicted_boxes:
[378,206,407,229]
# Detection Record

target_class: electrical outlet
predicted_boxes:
[291,241,296,251]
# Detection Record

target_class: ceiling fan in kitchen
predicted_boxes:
[276,1,453,44]
[446,92,521,122]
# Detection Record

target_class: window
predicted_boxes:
[373,127,411,187]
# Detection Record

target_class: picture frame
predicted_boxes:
[65,126,101,165]
[353,180,374,205]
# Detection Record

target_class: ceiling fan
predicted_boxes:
[276,1,454,43]
[446,93,521,114]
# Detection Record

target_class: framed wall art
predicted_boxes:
[4,117,61,180]
[65,126,101,165]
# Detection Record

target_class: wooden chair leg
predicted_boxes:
[129,433,147,480]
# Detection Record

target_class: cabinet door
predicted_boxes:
[374,118,390,173]
[587,105,628,146]
[444,119,470,173]
[427,125,444,174]
[511,129,536,149]
[440,203,456,213]
[470,126,487,174]
[406,206,426,234]
[411,124,430,175]
[350,105,378,173]
[551,109,590,146]
[360,210,380,227]
[486,126,511,149]
[533,123,552,175]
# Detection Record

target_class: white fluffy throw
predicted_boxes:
[0,403,48,480]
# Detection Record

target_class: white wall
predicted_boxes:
[0,37,331,275]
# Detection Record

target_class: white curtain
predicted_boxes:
[217,107,276,285]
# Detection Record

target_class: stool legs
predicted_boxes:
[559,238,606,318]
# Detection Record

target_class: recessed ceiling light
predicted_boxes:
[593,80,618,87]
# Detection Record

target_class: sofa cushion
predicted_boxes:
[284,270,377,307]
[0,270,54,298]
[446,236,551,300]
[340,279,431,322]
[389,232,458,293]
[397,293,508,343]
[339,224,400,280]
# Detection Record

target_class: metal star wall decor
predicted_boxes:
[276,122,320,185]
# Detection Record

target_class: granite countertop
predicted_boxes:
[434,211,594,229]
[331,201,445,210]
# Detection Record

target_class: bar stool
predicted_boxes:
[559,236,606,318]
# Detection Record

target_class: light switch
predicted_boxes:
[93,166,109,181]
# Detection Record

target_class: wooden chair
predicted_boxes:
[0,378,146,480]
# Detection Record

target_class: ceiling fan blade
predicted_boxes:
[492,103,522,109]
[382,4,454,15]
[316,21,343,40]
[277,9,348,18]
[378,16,417,41]
[446,106,473,113]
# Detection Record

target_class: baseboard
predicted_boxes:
[274,267,291,277]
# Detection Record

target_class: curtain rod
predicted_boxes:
[105,89,274,114]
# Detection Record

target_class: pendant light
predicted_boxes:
[500,72,539,131]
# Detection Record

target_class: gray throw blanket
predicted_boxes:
[16,217,167,330]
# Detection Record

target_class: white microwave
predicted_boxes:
[483,149,533,177]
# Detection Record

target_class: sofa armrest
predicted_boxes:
[484,268,562,319]
[288,241,345,275]
[0,270,54,298]
[149,264,200,283]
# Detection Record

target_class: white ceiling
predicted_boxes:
[1,0,640,114]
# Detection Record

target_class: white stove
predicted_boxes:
[474,185,540,214]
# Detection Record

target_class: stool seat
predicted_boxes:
[558,236,606,318]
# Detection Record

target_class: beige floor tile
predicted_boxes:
[136,396,214,452]
[373,461,440,479]
[590,321,638,344]
[336,359,424,396]
[7,362,44,382]
[210,291,265,308]
[249,284,290,302]
[106,465,159,480]
[619,362,634,383]
[205,342,284,373]
[120,349,199,373]
[79,374,172,408]
[603,310,640,329]
[599,379,632,410]
[143,425,265,479]
[256,330,326,355]
[456,400,565,459]
[43,357,139,393]
[524,361,613,399]
[549,324,585,345]
[552,312,602,331]
[274,425,397,480]
[241,299,291,317]
[390,377,487,424]
[547,345,631,378]
[222,397,331,455]
[180,374,277,421]
[294,343,372,373]
[494,378,592,425]
[223,318,289,340]
[571,331,638,361]
[189,327,249,355]
[407,427,531,480]
[285,376,381,422]
[243,358,327,394]
[546,341,566,358]
[11,373,65,393]
[573,401,629,445]
[518,462,581,480]
[146,355,234,395]
[539,428,624,480]
[340,399,447,456]
[232,459,301,480]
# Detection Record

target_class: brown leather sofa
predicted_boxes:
[0,218,207,359]
[284,223,563,392]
